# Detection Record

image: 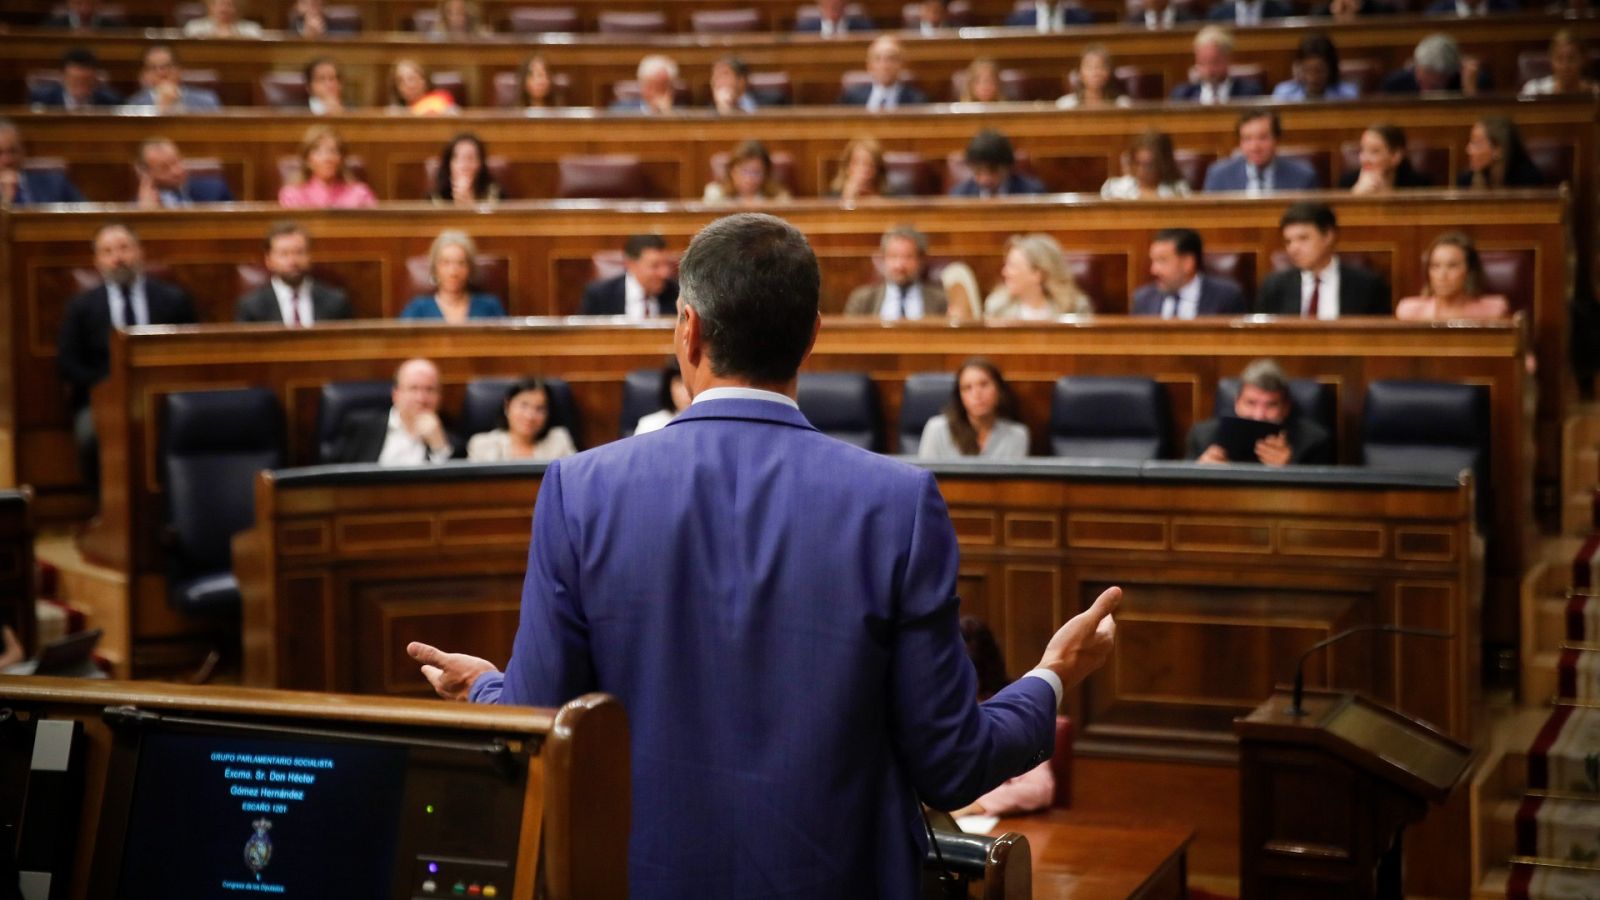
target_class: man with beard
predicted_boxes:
[235,222,353,325]
[844,226,948,319]
[58,223,197,489]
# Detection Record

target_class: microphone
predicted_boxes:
[1288,625,1452,717]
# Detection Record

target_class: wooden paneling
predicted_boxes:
[237,464,1478,759]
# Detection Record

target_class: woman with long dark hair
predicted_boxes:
[917,358,1029,460]
[430,132,502,206]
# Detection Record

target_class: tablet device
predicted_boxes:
[1214,416,1285,462]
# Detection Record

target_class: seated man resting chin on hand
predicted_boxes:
[1188,357,1333,466]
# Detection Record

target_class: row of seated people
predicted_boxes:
[0,107,1559,208]
[24,0,1555,39]
[55,212,1519,482]
[24,28,1596,116]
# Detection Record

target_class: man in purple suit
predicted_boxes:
[409,213,1120,898]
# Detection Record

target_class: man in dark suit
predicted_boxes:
[1131,228,1248,318]
[0,119,87,206]
[844,226,950,319]
[949,129,1047,197]
[1379,33,1490,94]
[43,0,121,28]
[1423,0,1516,15]
[1202,110,1320,193]
[1128,0,1196,28]
[407,212,1120,897]
[330,358,459,464]
[1005,0,1094,30]
[1188,358,1333,465]
[1206,0,1292,24]
[837,36,928,109]
[27,48,122,108]
[579,234,680,317]
[794,0,875,35]
[1170,26,1266,103]
[58,223,198,488]
[235,222,353,325]
[134,138,234,208]
[1255,201,1392,318]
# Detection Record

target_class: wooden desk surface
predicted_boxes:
[989,812,1194,899]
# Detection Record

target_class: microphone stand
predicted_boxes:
[1287,625,1452,717]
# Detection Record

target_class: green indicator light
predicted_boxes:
[426,804,435,814]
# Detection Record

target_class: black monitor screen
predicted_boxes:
[116,730,409,898]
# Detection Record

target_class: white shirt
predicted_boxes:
[1300,256,1342,320]
[691,386,800,408]
[633,408,677,434]
[1245,160,1274,195]
[270,277,315,326]
[623,272,663,319]
[1142,7,1177,27]
[818,16,847,36]
[867,83,897,111]
[1231,0,1263,25]
[376,408,453,465]
[1160,275,1203,320]
[880,281,925,321]
[106,278,149,328]
[1453,0,1488,15]
[1031,0,1071,31]
[1198,80,1231,105]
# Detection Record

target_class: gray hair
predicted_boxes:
[1194,25,1233,54]
[880,225,928,256]
[1413,33,1461,75]
[1239,358,1291,402]
[427,229,478,283]
[678,213,819,384]
[637,54,679,81]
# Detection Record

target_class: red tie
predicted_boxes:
[1306,276,1321,319]
[290,296,303,326]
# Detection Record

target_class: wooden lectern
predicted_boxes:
[1234,688,1472,900]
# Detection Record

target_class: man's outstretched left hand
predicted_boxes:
[406,641,500,701]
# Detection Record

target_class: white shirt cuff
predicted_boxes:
[1022,668,1063,708]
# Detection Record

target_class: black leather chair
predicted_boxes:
[1049,376,1170,460]
[797,372,882,451]
[316,380,392,462]
[1360,380,1489,520]
[619,368,666,438]
[1214,377,1337,449]
[898,372,955,456]
[457,377,582,450]
[161,389,285,616]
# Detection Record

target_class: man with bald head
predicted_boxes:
[331,358,460,464]
[839,35,928,109]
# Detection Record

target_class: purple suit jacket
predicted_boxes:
[472,396,1055,898]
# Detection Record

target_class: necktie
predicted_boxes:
[290,291,303,326]
[1306,275,1321,319]
[1161,295,1179,319]
[1246,166,1262,194]
[113,283,133,327]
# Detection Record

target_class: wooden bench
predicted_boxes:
[0,675,629,899]
[234,459,1481,759]
[0,194,1568,529]
[2,13,1593,108]
[52,317,1523,688]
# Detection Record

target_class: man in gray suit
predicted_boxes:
[235,222,352,325]
[1202,110,1319,194]
[125,45,221,113]
[1131,228,1247,318]
[844,226,948,319]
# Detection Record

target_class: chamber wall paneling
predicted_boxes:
[234,462,1479,761]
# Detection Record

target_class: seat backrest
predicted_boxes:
[458,376,582,449]
[1049,376,1170,460]
[746,71,793,106]
[597,10,667,33]
[316,380,392,461]
[258,72,308,108]
[619,368,666,437]
[883,151,937,196]
[21,157,69,178]
[162,388,285,574]
[1000,68,1060,101]
[797,372,882,451]
[793,2,871,28]
[172,1,204,26]
[692,8,762,32]
[1213,377,1337,447]
[507,5,578,32]
[1360,380,1489,517]
[1227,63,1266,96]
[557,154,645,199]
[1276,146,1331,188]
[1114,65,1163,100]
[898,372,955,455]
[1525,139,1572,187]
[1478,249,1534,315]
[1172,149,1214,192]
[322,4,363,32]
[403,253,510,305]
[1201,251,1256,302]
